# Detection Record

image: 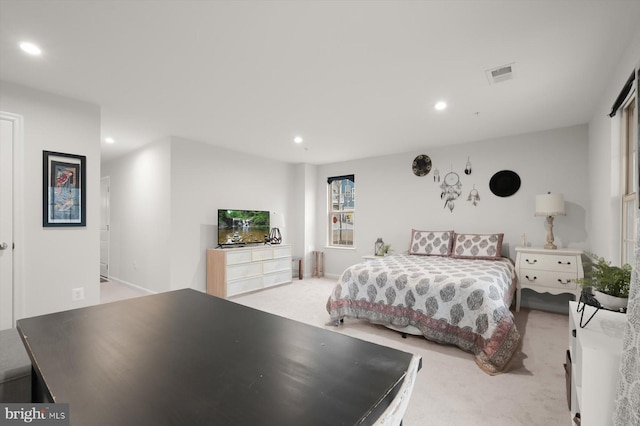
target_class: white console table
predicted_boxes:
[206,244,292,298]
[568,301,626,425]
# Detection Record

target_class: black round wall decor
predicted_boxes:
[489,170,521,197]
[412,155,432,177]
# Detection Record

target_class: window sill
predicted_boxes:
[324,246,356,251]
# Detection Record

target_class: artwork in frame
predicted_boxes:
[42,150,86,227]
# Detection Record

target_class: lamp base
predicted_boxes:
[269,228,282,244]
[544,216,558,250]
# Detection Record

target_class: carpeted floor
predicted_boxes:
[231,277,572,426]
[100,279,151,304]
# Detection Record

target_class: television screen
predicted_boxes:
[218,209,270,246]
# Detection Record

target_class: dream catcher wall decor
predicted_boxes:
[464,157,472,175]
[467,185,480,206]
[440,171,462,212]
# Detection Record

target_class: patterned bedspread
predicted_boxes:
[326,254,521,374]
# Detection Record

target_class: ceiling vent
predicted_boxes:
[486,63,515,85]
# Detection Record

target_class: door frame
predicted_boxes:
[100,176,110,279]
[0,111,25,327]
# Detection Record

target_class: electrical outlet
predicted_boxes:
[72,287,85,301]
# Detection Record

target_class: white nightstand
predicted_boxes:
[514,247,584,312]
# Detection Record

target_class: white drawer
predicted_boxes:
[519,269,578,290]
[263,270,292,288]
[263,258,291,274]
[252,248,273,261]
[227,262,262,281]
[227,276,263,297]
[519,253,578,273]
[226,250,252,265]
[273,245,292,258]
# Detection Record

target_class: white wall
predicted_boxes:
[588,27,640,264]
[101,139,172,293]
[168,137,297,291]
[293,163,318,277]
[0,81,101,317]
[314,124,589,311]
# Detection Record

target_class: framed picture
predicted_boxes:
[43,150,86,227]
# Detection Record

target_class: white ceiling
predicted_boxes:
[1,1,639,164]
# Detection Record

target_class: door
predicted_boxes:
[0,114,15,330]
[100,177,110,279]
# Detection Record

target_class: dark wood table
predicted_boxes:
[17,289,417,425]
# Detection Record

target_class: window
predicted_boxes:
[328,175,355,247]
[621,91,637,265]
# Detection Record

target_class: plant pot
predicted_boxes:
[594,290,628,311]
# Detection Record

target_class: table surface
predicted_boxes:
[17,289,416,426]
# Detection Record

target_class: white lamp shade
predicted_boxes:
[271,212,285,229]
[535,193,566,216]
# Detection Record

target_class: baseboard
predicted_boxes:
[106,277,157,295]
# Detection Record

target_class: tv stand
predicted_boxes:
[206,244,292,298]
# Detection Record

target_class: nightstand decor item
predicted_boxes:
[412,155,432,177]
[489,170,520,197]
[534,192,565,250]
[374,238,385,256]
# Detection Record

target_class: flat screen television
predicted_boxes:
[218,209,270,246]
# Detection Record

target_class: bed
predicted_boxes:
[326,231,521,375]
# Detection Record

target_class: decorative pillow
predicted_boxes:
[452,233,504,260]
[408,230,454,256]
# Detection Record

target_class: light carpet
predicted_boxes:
[231,277,571,426]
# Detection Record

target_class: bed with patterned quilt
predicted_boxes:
[326,230,521,375]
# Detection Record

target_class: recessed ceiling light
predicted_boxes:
[19,42,42,56]
[104,137,115,144]
[434,101,447,111]
[294,136,303,144]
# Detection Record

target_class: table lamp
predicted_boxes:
[535,193,565,250]
[269,212,283,244]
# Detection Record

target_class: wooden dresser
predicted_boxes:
[206,244,292,298]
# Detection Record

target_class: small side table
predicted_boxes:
[515,247,583,312]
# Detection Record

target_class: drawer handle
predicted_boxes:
[525,259,537,265]
[557,261,572,265]
[557,279,572,285]
[525,275,537,281]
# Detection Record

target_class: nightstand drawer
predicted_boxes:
[519,253,578,273]
[519,269,578,290]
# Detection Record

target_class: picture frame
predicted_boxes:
[43,150,86,227]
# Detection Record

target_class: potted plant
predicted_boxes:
[576,253,632,310]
